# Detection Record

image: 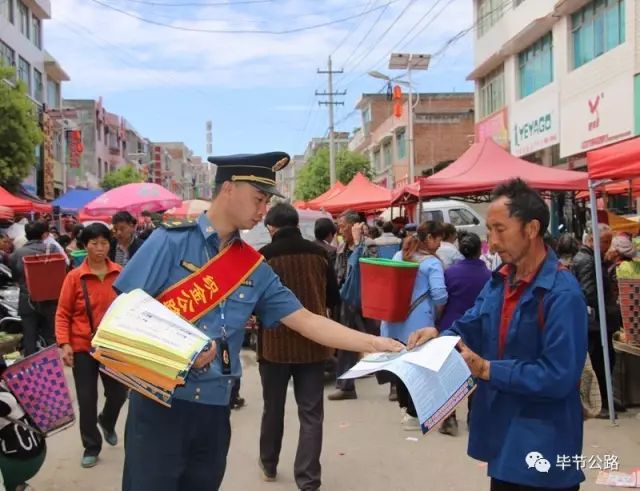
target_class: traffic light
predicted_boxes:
[393,85,403,118]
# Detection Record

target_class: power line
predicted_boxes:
[337,0,417,82]
[120,0,272,6]
[54,16,214,101]
[330,0,375,57]
[88,0,402,35]
[131,1,379,24]
[338,0,390,69]
[316,56,346,186]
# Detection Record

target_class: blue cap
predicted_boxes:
[208,152,290,198]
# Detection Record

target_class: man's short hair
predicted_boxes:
[491,178,550,237]
[339,209,361,225]
[112,211,136,226]
[315,218,337,241]
[25,220,49,241]
[441,223,457,241]
[264,203,299,229]
[382,221,394,234]
[141,210,152,218]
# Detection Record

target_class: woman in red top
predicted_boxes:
[55,223,128,469]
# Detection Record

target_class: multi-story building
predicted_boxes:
[349,93,475,188]
[60,98,148,189]
[469,0,635,170]
[1,0,69,197]
[152,142,197,199]
[275,134,350,199]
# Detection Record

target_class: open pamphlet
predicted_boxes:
[340,336,476,434]
[91,289,210,407]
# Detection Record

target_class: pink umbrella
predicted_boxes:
[82,183,182,217]
[165,199,210,220]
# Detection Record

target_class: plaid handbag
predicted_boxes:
[2,345,75,435]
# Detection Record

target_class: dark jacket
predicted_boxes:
[314,239,337,270]
[258,227,339,363]
[571,245,618,332]
[108,236,144,265]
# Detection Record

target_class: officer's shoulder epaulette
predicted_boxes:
[159,220,198,230]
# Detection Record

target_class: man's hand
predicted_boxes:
[193,341,217,370]
[458,341,490,380]
[60,344,74,367]
[369,336,404,353]
[406,327,439,350]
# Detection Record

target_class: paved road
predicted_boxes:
[32,350,640,490]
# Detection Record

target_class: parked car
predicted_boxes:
[420,200,487,238]
[241,208,333,249]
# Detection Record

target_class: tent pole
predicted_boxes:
[588,179,617,426]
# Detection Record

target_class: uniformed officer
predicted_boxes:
[115,151,403,491]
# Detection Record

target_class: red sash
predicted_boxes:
[157,241,263,323]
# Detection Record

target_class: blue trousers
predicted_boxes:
[122,392,231,491]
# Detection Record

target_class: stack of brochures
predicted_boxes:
[91,289,210,407]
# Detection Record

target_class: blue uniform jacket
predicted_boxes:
[442,249,588,488]
[114,214,302,406]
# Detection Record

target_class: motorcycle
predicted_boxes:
[0,264,21,339]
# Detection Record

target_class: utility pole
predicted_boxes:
[316,56,346,186]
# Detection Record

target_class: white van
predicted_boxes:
[420,200,487,238]
[241,208,333,250]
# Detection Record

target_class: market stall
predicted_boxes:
[312,173,392,215]
[51,188,104,214]
[587,136,640,423]
[392,138,588,205]
[0,186,52,214]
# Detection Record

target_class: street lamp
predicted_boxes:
[388,53,430,183]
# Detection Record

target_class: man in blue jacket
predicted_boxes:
[409,178,588,491]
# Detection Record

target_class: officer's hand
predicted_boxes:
[370,336,404,353]
[60,344,74,367]
[193,341,217,370]
[406,327,439,350]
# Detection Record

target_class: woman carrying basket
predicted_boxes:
[380,221,448,430]
[55,223,128,469]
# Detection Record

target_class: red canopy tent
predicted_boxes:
[317,173,392,214]
[587,136,640,181]
[575,179,640,200]
[0,187,51,214]
[392,139,588,204]
[306,181,346,210]
[584,136,640,426]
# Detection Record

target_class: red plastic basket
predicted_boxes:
[22,253,67,302]
[359,258,419,322]
[618,278,640,347]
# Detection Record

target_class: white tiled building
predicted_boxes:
[469,0,636,169]
[0,0,67,109]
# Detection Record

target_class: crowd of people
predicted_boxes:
[0,171,638,490]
